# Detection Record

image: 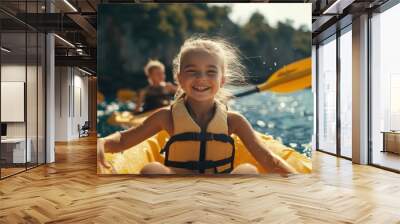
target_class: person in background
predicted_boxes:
[134,59,177,113]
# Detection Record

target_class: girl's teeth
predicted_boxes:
[194,86,208,91]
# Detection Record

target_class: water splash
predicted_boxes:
[256,120,266,128]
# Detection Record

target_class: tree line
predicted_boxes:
[98,3,311,99]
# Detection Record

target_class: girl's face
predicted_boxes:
[148,67,165,86]
[178,50,225,102]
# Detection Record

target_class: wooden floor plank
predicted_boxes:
[0,136,399,223]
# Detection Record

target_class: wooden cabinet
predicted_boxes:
[382,132,400,154]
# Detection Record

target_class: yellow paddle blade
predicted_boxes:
[257,57,311,93]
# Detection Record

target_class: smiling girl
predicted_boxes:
[98,36,297,175]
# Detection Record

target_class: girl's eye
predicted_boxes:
[207,71,217,76]
[183,71,196,77]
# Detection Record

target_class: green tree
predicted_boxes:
[98,4,311,98]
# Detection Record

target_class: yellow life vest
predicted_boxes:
[161,98,235,174]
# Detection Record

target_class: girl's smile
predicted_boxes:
[192,85,211,92]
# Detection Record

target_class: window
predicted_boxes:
[0,1,47,179]
[339,28,352,158]
[317,35,337,154]
[370,3,400,171]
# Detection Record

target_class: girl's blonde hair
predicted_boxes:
[172,36,246,105]
[144,59,165,76]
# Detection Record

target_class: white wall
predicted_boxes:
[1,64,26,81]
[1,65,28,138]
[55,67,68,141]
[46,32,55,163]
[55,67,89,141]
[1,63,46,164]
[72,73,89,137]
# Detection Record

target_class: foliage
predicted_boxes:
[98,4,311,99]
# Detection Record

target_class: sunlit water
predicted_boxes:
[97,89,313,158]
[229,89,313,157]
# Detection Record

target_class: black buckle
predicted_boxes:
[197,160,212,170]
[185,160,214,170]
[199,132,206,141]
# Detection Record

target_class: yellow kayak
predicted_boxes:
[100,111,312,174]
[107,110,152,128]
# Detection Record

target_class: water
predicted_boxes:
[97,89,313,158]
[229,89,313,158]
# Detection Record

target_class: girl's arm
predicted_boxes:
[98,108,171,170]
[104,108,171,153]
[228,112,297,174]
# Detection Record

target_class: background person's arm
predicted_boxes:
[134,89,146,113]
[165,82,178,94]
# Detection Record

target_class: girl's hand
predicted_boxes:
[97,138,112,172]
[228,112,297,175]
[269,157,297,176]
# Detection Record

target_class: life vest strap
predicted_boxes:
[160,132,234,154]
[164,157,234,171]
[216,167,233,174]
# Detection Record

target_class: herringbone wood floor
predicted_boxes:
[1,136,400,223]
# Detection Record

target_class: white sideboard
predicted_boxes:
[1,138,32,163]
